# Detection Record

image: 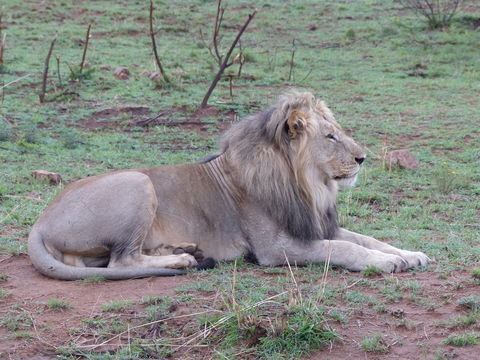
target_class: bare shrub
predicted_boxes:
[399,0,464,29]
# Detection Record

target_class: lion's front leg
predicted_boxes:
[335,228,431,269]
[256,238,409,273]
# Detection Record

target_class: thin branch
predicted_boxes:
[288,39,296,82]
[79,24,91,73]
[39,36,57,103]
[200,10,256,109]
[55,56,62,88]
[133,110,168,127]
[0,16,5,65]
[237,40,245,77]
[199,28,217,61]
[212,0,225,65]
[0,73,32,90]
[149,0,169,83]
[228,74,234,98]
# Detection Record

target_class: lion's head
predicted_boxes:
[219,91,366,241]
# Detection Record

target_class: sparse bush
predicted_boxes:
[257,306,336,358]
[17,122,39,144]
[0,120,13,141]
[472,268,480,279]
[345,28,356,41]
[0,288,11,299]
[457,295,480,311]
[399,0,464,29]
[444,331,479,346]
[46,298,71,311]
[60,128,84,149]
[361,333,389,353]
[68,64,95,81]
[0,311,32,331]
[433,162,469,194]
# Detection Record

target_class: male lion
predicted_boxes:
[28,91,430,280]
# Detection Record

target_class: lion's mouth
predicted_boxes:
[334,172,359,187]
[333,172,358,181]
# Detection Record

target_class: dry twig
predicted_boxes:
[0,16,5,66]
[39,35,57,103]
[237,40,246,77]
[200,9,256,108]
[288,39,296,82]
[212,0,225,65]
[79,24,91,74]
[133,110,168,127]
[149,0,169,83]
[0,73,32,90]
[55,56,62,88]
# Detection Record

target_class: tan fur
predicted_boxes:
[28,91,430,280]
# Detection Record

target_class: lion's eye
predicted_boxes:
[326,134,337,142]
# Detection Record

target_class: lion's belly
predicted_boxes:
[143,216,248,261]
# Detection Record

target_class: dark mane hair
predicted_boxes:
[219,91,339,241]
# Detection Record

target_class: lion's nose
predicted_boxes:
[355,157,365,165]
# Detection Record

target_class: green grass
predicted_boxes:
[100,300,135,312]
[12,331,33,340]
[444,332,480,346]
[143,296,175,322]
[456,295,480,312]
[362,265,383,277]
[0,288,11,300]
[472,268,480,279]
[360,333,389,353]
[0,311,33,331]
[46,298,72,311]
[75,275,106,284]
[1,0,479,358]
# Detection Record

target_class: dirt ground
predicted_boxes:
[1,255,478,360]
[0,255,190,359]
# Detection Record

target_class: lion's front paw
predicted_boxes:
[365,251,408,273]
[398,250,431,269]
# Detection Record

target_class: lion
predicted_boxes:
[28,91,430,280]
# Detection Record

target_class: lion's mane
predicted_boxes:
[219,92,339,241]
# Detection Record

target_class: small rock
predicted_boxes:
[31,170,63,185]
[171,69,187,77]
[113,67,130,80]
[407,70,427,78]
[147,71,163,81]
[385,149,419,170]
[391,308,405,318]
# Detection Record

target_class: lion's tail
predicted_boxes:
[27,229,186,280]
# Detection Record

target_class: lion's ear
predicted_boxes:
[286,110,308,139]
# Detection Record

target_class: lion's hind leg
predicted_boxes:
[107,218,198,270]
[143,243,206,262]
[109,252,197,270]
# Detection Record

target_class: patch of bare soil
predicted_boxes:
[310,271,479,360]
[80,105,152,130]
[80,105,234,136]
[94,29,145,38]
[2,255,478,359]
[0,255,190,359]
[186,105,234,136]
